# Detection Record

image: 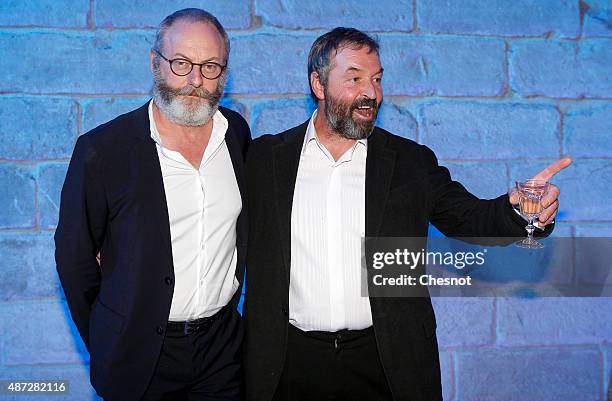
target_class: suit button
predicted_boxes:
[156,326,164,335]
[281,308,288,316]
[164,276,173,285]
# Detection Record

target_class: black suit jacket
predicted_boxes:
[55,102,250,401]
[244,121,551,401]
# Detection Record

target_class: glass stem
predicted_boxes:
[526,218,536,241]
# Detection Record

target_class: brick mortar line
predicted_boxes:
[448,343,605,352]
[414,108,420,143]
[0,26,270,33]
[579,0,587,40]
[501,40,510,97]
[492,297,498,346]
[1,93,611,102]
[1,296,64,304]
[34,165,40,231]
[231,26,608,40]
[439,157,612,162]
[0,229,56,234]
[451,351,459,401]
[570,235,577,288]
[224,94,313,101]
[412,0,418,34]
[87,0,95,29]
[249,0,262,30]
[0,160,70,165]
[75,101,83,142]
[252,24,415,34]
[0,362,92,370]
[0,299,62,307]
[557,104,566,158]
[504,162,511,201]
[0,227,41,233]
[599,348,606,401]
[495,342,611,350]
[0,25,91,30]
[0,26,610,42]
[1,362,91,370]
[555,220,612,224]
[602,346,612,400]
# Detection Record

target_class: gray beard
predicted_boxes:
[324,90,378,140]
[151,67,224,127]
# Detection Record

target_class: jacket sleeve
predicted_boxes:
[422,144,553,238]
[55,134,108,350]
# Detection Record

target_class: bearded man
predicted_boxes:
[55,8,250,401]
[244,27,569,401]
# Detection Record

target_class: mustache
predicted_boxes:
[351,97,378,111]
[175,85,217,99]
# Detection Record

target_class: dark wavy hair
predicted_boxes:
[307,27,379,101]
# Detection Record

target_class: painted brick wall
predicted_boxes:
[0,1,610,400]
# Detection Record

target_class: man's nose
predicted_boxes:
[361,79,376,99]
[187,66,203,87]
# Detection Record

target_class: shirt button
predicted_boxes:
[164,276,173,285]
[156,326,164,335]
[281,307,288,316]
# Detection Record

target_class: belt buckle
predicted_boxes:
[184,321,198,335]
[182,307,225,335]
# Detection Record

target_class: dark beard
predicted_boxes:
[324,89,378,140]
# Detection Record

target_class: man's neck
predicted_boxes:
[313,107,357,162]
[152,101,213,169]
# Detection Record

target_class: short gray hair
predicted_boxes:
[153,8,230,62]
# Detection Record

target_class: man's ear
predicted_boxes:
[149,50,156,74]
[310,72,325,101]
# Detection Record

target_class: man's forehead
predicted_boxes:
[163,20,224,53]
[332,45,382,71]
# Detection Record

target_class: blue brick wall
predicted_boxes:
[0,1,610,400]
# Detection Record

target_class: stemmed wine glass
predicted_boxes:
[515,179,550,249]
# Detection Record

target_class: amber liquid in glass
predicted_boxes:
[519,195,543,220]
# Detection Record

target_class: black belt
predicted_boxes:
[166,305,229,335]
[290,324,374,349]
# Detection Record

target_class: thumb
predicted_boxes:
[508,187,520,205]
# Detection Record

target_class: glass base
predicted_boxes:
[515,237,545,249]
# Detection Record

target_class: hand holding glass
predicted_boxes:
[515,179,550,249]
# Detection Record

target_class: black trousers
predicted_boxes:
[139,306,244,401]
[272,324,393,401]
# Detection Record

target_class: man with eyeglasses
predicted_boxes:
[55,8,249,401]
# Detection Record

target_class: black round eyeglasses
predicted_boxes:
[153,49,226,80]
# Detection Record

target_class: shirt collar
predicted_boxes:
[149,100,162,145]
[302,109,368,159]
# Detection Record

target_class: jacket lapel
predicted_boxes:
[365,129,399,317]
[365,128,396,237]
[130,101,174,272]
[272,123,307,283]
[224,120,248,230]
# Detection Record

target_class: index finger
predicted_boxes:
[532,157,573,181]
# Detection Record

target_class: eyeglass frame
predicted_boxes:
[153,49,227,80]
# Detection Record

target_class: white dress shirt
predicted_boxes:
[289,110,373,332]
[149,101,241,321]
